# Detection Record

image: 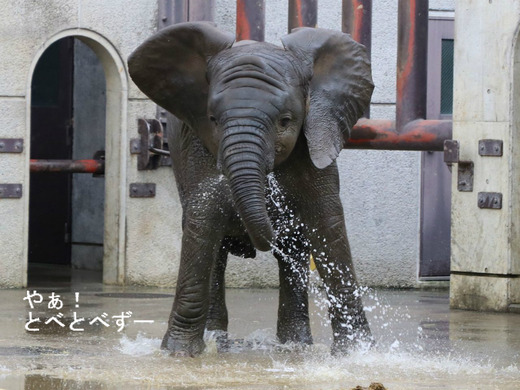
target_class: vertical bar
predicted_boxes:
[158,0,171,29]
[236,0,265,41]
[396,0,428,131]
[188,0,215,21]
[288,0,318,32]
[173,0,188,23]
[342,0,372,58]
[158,0,188,29]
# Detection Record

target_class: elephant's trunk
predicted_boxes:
[220,124,275,252]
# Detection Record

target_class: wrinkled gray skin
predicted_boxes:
[128,22,374,357]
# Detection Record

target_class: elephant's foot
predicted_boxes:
[330,328,374,356]
[277,318,313,346]
[161,331,206,357]
[205,317,228,333]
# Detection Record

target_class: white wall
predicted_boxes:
[450,0,520,311]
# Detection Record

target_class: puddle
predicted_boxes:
[0,288,519,389]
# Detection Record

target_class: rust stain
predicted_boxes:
[236,0,250,41]
[296,0,303,27]
[346,119,451,150]
[352,0,362,43]
[396,0,416,102]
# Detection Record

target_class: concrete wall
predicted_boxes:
[0,0,183,287]
[450,0,520,311]
[0,0,457,289]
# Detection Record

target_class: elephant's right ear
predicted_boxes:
[128,22,234,145]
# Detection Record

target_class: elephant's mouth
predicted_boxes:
[220,123,275,252]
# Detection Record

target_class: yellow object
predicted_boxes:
[310,254,316,271]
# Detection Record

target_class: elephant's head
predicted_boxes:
[128,22,373,252]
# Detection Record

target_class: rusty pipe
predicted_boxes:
[288,0,317,32]
[345,118,452,151]
[30,159,105,174]
[236,0,265,41]
[342,0,372,58]
[396,0,428,131]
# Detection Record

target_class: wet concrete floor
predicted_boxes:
[0,265,519,389]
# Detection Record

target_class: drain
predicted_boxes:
[95,292,173,299]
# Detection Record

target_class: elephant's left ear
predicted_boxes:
[281,28,374,169]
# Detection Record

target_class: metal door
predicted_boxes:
[419,18,454,279]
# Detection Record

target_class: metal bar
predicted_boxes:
[396,0,429,131]
[30,159,105,174]
[345,118,452,151]
[288,0,317,32]
[342,0,372,58]
[0,184,22,199]
[236,0,265,41]
[188,0,215,21]
[158,0,188,29]
[0,138,23,153]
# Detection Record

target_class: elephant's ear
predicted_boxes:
[128,22,235,151]
[281,28,373,169]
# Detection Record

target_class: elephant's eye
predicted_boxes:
[209,115,218,125]
[279,116,291,128]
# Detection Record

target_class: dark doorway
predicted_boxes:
[29,37,106,277]
[29,38,74,265]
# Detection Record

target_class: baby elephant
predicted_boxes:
[128,22,374,356]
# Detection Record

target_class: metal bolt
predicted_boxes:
[15,142,22,150]
[0,142,4,150]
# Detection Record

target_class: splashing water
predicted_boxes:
[0,176,519,388]
[119,332,161,356]
[266,173,371,341]
[0,286,519,389]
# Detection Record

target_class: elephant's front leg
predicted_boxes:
[299,174,372,354]
[161,220,222,356]
[308,210,372,354]
[273,236,313,345]
[206,245,228,333]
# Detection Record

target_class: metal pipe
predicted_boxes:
[236,0,265,41]
[396,0,428,131]
[158,0,188,28]
[342,0,372,58]
[288,0,317,32]
[30,159,105,174]
[188,0,215,21]
[345,118,452,151]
